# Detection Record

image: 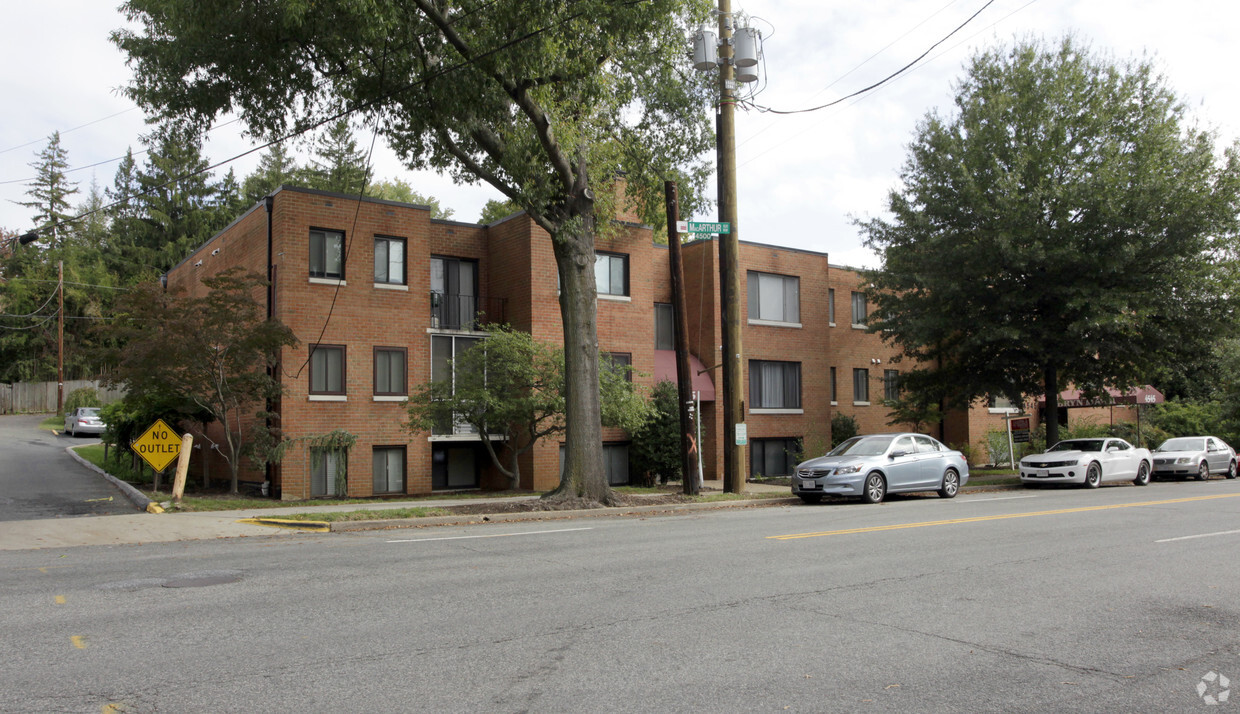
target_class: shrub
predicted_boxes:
[63,387,102,416]
[630,380,681,486]
[984,428,1014,467]
[830,413,859,448]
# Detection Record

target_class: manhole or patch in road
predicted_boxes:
[162,570,243,588]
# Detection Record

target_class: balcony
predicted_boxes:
[430,292,506,331]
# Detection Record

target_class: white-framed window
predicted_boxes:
[372,446,406,494]
[595,252,629,296]
[749,360,802,410]
[853,368,870,403]
[310,344,345,395]
[431,334,485,435]
[747,271,800,324]
[989,394,1018,412]
[851,291,867,327]
[374,235,406,285]
[309,228,345,280]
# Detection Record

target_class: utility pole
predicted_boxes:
[57,259,64,415]
[716,0,744,493]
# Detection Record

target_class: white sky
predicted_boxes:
[3,0,1238,269]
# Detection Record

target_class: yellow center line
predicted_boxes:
[55,595,66,605]
[71,636,86,649]
[768,493,1240,540]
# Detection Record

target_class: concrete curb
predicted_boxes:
[65,445,154,512]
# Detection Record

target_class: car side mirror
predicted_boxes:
[890,450,909,459]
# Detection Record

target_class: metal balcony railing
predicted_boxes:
[430,292,506,331]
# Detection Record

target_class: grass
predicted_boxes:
[693,491,789,502]
[39,415,62,431]
[277,507,452,522]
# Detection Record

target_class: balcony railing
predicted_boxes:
[430,292,506,331]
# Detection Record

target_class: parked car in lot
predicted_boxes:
[64,407,105,437]
[1019,437,1152,488]
[791,433,969,504]
[1151,436,1237,481]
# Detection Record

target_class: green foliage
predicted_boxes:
[984,428,1013,467]
[106,268,298,493]
[479,199,523,225]
[630,380,682,486]
[242,143,303,205]
[367,178,454,219]
[305,119,373,194]
[884,388,942,432]
[63,387,103,415]
[948,441,977,466]
[18,132,78,249]
[858,36,1240,447]
[830,412,860,448]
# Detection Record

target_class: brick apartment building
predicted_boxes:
[166,185,1128,500]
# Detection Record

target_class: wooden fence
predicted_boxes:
[0,379,126,415]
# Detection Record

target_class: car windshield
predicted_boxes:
[1049,439,1104,453]
[1157,438,1205,452]
[80,408,101,418]
[827,435,895,457]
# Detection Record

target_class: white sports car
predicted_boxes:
[1019,437,1153,488]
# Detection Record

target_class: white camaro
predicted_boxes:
[1019,437,1153,488]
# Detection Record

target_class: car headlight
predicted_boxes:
[835,465,862,475]
[1176,457,1192,464]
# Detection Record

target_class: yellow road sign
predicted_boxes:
[132,419,182,472]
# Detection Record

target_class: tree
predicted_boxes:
[368,177,454,219]
[629,380,682,486]
[406,325,647,490]
[479,198,522,225]
[106,268,298,493]
[19,132,79,249]
[858,36,1240,447]
[114,0,714,504]
[242,143,303,205]
[306,119,373,194]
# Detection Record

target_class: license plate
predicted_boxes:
[802,482,820,490]
[1037,470,1048,478]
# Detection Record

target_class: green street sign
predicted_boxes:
[676,221,731,234]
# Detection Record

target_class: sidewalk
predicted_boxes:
[0,480,794,551]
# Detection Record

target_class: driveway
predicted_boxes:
[0,414,138,521]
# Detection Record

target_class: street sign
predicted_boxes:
[675,221,731,234]
[132,419,182,472]
[735,422,748,446]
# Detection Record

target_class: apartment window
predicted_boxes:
[372,446,406,494]
[749,360,802,410]
[563,444,631,485]
[830,366,837,403]
[989,394,1017,411]
[605,352,633,382]
[595,252,629,296]
[851,291,867,326]
[432,444,479,490]
[853,368,870,403]
[431,256,479,330]
[431,334,485,435]
[309,229,345,280]
[374,347,407,397]
[747,271,800,324]
[751,437,803,478]
[884,369,900,401]
[374,236,406,285]
[310,447,345,497]
[828,288,836,325]
[655,303,674,350]
[310,345,345,395]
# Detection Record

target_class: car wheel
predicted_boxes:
[862,472,886,504]
[66,422,74,437]
[938,468,960,498]
[798,494,823,505]
[1228,461,1237,480]
[1083,462,1101,489]
[1133,461,1150,486]
[1196,461,1210,481]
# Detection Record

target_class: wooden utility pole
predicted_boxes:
[717,0,745,493]
[665,181,699,495]
[57,260,64,415]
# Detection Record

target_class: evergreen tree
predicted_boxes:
[19,132,78,249]
[242,142,303,205]
[306,119,372,194]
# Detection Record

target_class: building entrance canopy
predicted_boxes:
[653,350,716,401]
[1036,385,1165,408]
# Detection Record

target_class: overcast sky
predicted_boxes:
[3,0,1238,268]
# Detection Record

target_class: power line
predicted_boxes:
[0,107,140,155]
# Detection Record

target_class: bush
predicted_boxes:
[984,428,1014,467]
[63,387,102,415]
[629,380,681,486]
[949,441,976,466]
[830,413,859,448]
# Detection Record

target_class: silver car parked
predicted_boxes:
[64,407,105,437]
[1151,436,1237,481]
[791,433,969,504]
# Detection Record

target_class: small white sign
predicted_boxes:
[735,423,748,446]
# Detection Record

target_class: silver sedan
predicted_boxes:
[64,407,105,437]
[791,433,970,504]
[1152,436,1237,480]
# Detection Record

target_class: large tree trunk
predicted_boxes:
[544,201,614,505]
[1044,364,1060,447]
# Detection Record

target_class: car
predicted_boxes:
[791,433,969,504]
[64,407,105,437]
[1019,437,1152,488]
[1151,436,1237,481]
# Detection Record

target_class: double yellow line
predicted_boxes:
[768,493,1240,541]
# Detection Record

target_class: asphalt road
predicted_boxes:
[0,414,137,521]
[2,476,1238,712]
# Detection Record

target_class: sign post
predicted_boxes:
[1007,416,1031,469]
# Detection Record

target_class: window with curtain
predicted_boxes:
[309,229,345,279]
[749,360,802,409]
[372,446,406,494]
[655,303,674,350]
[853,368,870,403]
[747,271,800,323]
[310,345,345,394]
[851,291,867,326]
[373,347,406,396]
[374,236,406,285]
